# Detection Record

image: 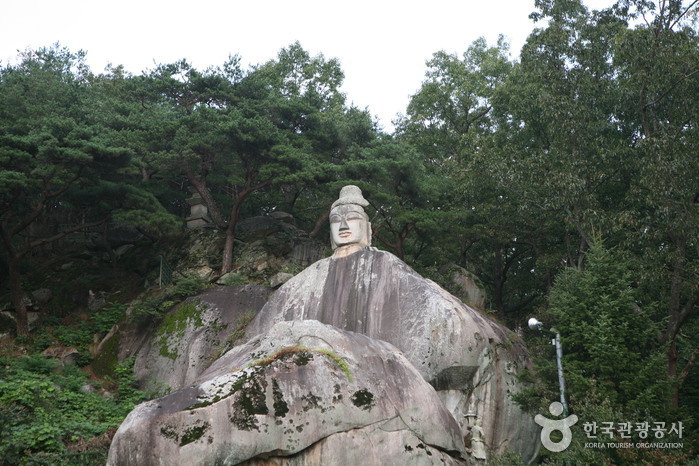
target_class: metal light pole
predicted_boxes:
[528,317,569,416]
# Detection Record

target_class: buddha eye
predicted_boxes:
[329,215,341,223]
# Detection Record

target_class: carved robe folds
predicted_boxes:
[246,247,539,462]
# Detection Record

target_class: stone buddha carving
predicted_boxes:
[329,185,372,258]
[244,184,538,461]
[107,184,538,466]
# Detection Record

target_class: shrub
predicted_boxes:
[0,355,147,465]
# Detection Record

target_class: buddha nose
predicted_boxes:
[339,218,349,230]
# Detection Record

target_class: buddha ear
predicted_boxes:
[366,222,372,246]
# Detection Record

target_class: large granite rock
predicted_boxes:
[440,264,487,309]
[131,285,271,392]
[93,285,271,387]
[108,320,466,465]
[107,245,538,463]
[245,247,538,462]
[233,215,327,274]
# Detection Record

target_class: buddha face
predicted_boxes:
[329,204,371,249]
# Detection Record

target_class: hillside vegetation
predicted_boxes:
[1,1,697,463]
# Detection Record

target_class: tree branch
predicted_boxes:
[20,217,110,258]
[10,168,84,237]
[669,0,699,30]
[643,69,699,112]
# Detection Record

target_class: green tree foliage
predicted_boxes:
[1,6,698,458]
[132,44,378,274]
[398,36,512,164]
[0,46,182,335]
[396,37,552,318]
[398,0,698,423]
[610,0,699,410]
[499,0,698,450]
[0,45,123,335]
[548,242,665,410]
[337,137,431,260]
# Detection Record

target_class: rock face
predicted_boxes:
[132,285,271,392]
[108,246,539,464]
[440,264,487,309]
[108,321,466,466]
[246,247,538,461]
[233,215,327,276]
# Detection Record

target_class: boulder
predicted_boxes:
[108,243,537,463]
[440,264,487,309]
[88,223,146,249]
[130,285,271,392]
[171,229,227,279]
[107,320,466,466]
[235,216,285,243]
[234,215,328,270]
[245,247,538,462]
[88,290,108,312]
[241,428,465,466]
[0,310,40,332]
[31,288,53,306]
[269,272,294,288]
[41,345,81,366]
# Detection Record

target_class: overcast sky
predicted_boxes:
[0,0,612,131]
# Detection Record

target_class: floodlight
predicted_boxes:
[528,317,544,330]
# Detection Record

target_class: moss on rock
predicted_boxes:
[155,300,205,360]
[91,331,120,378]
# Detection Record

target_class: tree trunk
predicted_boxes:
[493,246,505,314]
[183,158,227,228]
[220,196,243,275]
[8,255,28,336]
[309,210,330,239]
[668,340,679,409]
[220,181,272,274]
[1,217,109,336]
[394,234,406,261]
[666,237,688,410]
[221,222,236,275]
[374,224,413,261]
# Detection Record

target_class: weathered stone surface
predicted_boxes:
[166,215,326,286]
[31,288,53,306]
[269,272,294,288]
[88,290,108,311]
[41,345,80,366]
[440,264,487,309]
[108,186,539,464]
[0,310,40,332]
[269,211,295,223]
[240,428,465,466]
[130,285,271,392]
[107,320,466,466]
[245,247,538,462]
[235,216,327,269]
[170,228,227,279]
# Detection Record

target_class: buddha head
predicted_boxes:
[329,185,372,251]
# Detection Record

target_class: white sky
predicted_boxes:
[0,0,613,132]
